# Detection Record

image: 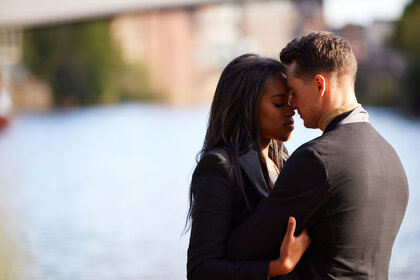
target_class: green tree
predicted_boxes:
[23,19,161,107]
[24,20,120,106]
[391,0,420,114]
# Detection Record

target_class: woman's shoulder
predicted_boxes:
[200,147,231,164]
[193,147,235,181]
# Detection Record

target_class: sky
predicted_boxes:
[324,0,412,28]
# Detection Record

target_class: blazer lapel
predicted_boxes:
[239,149,270,199]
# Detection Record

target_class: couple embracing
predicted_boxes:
[186,31,409,279]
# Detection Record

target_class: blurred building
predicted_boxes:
[0,0,328,108]
[334,20,404,104]
[335,24,368,61]
[104,0,326,104]
[110,1,319,104]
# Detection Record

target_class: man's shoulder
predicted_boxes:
[290,133,330,159]
[286,123,367,169]
[294,120,378,154]
[282,139,328,179]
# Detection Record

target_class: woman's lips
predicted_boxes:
[284,119,294,130]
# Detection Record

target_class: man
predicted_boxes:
[226,31,409,279]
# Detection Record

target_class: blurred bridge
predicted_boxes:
[0,0,241,27]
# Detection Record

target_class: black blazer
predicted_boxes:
[227,107,409,279]
[187,147,277,280]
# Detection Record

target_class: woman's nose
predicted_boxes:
[288,94,297,111]
[286,100,295,116]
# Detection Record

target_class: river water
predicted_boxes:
[0,104,418,279]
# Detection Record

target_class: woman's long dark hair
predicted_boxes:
[185,54,289,231]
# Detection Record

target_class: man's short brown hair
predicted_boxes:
[280,31,357,82]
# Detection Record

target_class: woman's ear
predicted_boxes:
[314,74,327,97]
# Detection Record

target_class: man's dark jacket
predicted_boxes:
[227,106,409,279]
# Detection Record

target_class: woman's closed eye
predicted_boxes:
[271,93,287,108]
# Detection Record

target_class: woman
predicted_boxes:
[186,54,310,279]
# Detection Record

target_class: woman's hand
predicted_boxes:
[268,217,311,277]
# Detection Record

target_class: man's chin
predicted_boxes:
[303,121,318,129]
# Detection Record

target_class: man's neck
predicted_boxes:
[317,88,358,131]
[318,103,360,131]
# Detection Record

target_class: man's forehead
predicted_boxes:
[286,62,297,77]
[286,63,299,87]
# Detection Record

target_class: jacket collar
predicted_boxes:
[318,103,360,131]
[324,105,369,134]
[238,149,270,199]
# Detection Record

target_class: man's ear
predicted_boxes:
[314,74,327,96]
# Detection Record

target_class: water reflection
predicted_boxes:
[0,104,418,279]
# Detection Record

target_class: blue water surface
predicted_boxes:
[0,104,418,279]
